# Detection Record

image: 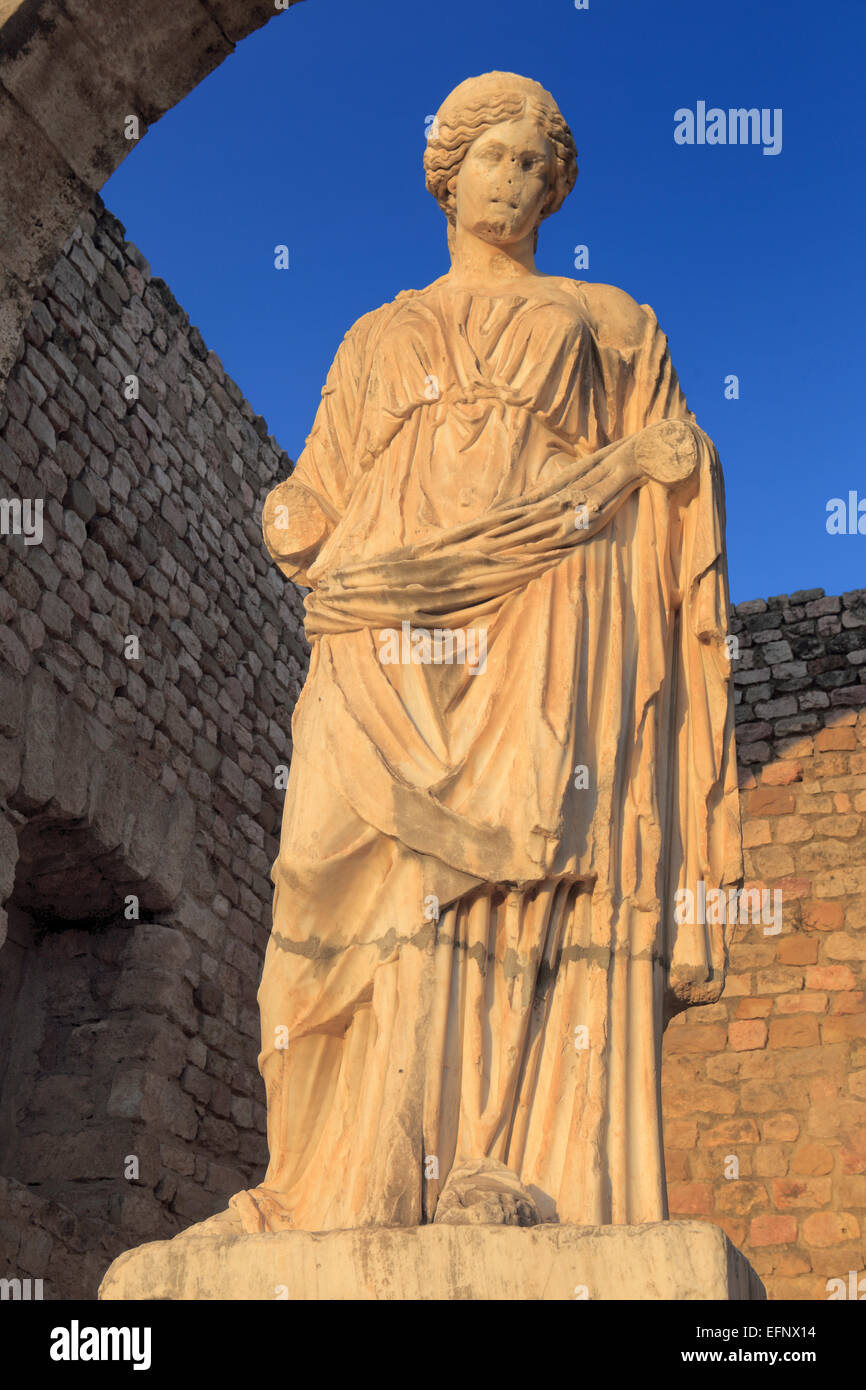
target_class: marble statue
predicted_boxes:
[209,70,742,1234]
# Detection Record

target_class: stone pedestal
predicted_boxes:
[99,1219,765,1301]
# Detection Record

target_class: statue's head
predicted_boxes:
[424,72,578,255]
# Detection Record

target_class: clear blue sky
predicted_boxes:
[102,0,866,604]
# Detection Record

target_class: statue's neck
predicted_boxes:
[448,223,538,288]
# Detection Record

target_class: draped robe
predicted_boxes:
[231,275,742,1232]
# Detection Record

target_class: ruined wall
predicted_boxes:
[0,197,307,1299]
[0,0,298,387]
[1,201,864,1302]
[663,590,866,1302]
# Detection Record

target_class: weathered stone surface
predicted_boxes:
[99,1220,766,1301]
[0,0,302,396]
[0,811,18,903]
[0,86,90,286]
[0,1175,117,1297]
[0,263,32,382]
[0,201,294,1296]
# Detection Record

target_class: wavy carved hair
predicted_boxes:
[423,72,578,253]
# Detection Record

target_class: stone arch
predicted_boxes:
[0,665,196,947]
[0,0,301,391]
[0,663,203,1295]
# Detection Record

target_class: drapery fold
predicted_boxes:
[233,278,741,1231]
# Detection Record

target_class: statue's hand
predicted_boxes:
[633,420,699,488]
[562,420,700,534]
[262,479,330,582]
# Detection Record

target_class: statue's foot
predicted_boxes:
[433,1157,541,1227]
[171,1205,244,1240]
[170,1187,296,1238]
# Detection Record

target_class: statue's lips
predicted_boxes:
[476,213,522,239]
[478,202,521,221]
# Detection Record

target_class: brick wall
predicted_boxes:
[663,590,866,1301]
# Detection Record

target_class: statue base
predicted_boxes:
[99,1219,765,1300]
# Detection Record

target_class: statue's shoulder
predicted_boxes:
[337,277,448,355]
[566,279,660,350]
[393,275,450,304]
[339,302,395,350]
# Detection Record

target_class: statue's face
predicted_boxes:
[454,116,552,246]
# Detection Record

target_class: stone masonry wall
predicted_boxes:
[663,590,866,1302]
[0,196,307,1299]
[1,197,865,1301]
